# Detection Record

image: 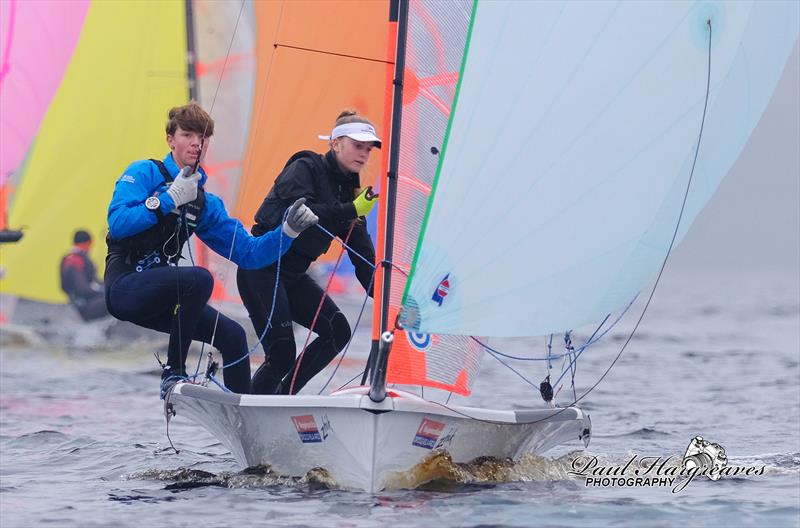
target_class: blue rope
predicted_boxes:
[159,373,190,399]
[314,224,376,269]
[315,223,411,278]
[215,215,386,382]
[208,375,232,393]
[472,337,574,361]
[221,211,288,371]
[552,294,637,389]
[180,215,415,390]
[468,294,637,399]
[484,349,542,393]
[473,295,635,363]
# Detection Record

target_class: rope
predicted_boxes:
[563,332,578,402]
[313,224,376,269]
[156,0,247,394]
[273,43,393,66]
[220,210,287,372]
[471,337,574,362]
[484,349,542,393]
[194,0,248,379]
[192,217,382,389]
[467,292,635,404]
[468,299,624,364]
[318,268,376,394]
[288,221,357,394]
[336,370,366,392]
[199,221,239,377]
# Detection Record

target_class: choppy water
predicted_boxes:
[1,270,798,527]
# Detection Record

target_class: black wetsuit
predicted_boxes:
[60,249,109,322]
[237,150,376,394]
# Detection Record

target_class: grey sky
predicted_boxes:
[669,42,799,272]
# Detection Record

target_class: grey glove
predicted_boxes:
[282,198,319,238]
[166,166,200,208]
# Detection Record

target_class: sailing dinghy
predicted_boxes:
[169,0,798,492]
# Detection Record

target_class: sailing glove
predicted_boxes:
[166,166,200,208]
[353,186,378,217]
[283,198,318,238]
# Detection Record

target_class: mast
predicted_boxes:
[368,0,409,403]
[184,0,199,101]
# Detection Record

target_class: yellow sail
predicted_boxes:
[0,0,188,303]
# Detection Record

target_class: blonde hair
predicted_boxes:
[334,109,374,128]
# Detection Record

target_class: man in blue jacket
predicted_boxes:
[104,102,318,397]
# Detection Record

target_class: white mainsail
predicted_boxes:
[402,0,798,337]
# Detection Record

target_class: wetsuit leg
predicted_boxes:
[107,266,213,376]
[282,274,351,394]
[237,266,296,394]
[191,306,250,394]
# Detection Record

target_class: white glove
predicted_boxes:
[166,166,200,208]
[282,198,318,238]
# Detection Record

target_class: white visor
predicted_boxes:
[318,122,382,148]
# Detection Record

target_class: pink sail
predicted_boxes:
[0,0,89,185]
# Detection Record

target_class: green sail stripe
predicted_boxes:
[401,0,479,306]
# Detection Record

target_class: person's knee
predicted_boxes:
[184,267,214,301]
[330,311,351,350]
[314,311,351,351]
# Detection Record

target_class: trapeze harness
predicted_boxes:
[105,159,206,286]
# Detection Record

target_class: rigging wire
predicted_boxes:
[160,0,252,396]
[218,208,288,372]
[313,224,377,270]
[288,221,357,394]
[318,269,376,394]
[272,43,393,65]
[483,349,542,393]
[336,370,367,392]
[191,0,247,377]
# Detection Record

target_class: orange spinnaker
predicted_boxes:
[236,0,392,259]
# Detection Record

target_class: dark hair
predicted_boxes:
[73,230,91,244]
[166,101,214,137]
[334,109,374,128]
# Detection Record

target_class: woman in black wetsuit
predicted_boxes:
[237,110,381,394]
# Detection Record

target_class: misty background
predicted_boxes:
[669,43,799,274]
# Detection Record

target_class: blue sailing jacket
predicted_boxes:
[107,152,293,270]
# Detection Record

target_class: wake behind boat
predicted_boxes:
[170,384,589,492]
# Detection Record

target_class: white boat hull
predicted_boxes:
[170,384,591,492]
